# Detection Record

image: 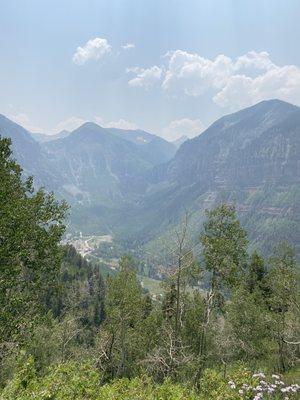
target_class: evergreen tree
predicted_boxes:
[246,251,267,295]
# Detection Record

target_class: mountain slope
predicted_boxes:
[40,123,177,233]
[137,100,300,256]
[107,127,176,165]
[164,99,299,186]
[0,114,59,188]
[2,100,300,257]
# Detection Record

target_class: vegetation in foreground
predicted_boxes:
[0,136,299,399]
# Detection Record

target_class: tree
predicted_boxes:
[197,204,248,377]
[225,286,272,366]
[246,251,267,295]
[164,214,200,340]
[0,137,68,356]
[149,214,200,381]
[96,255,144,380]
[266,243,300,372]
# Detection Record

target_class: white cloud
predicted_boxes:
[162,50,233,96]
[94,116,138,130]
[131,50,300,108]
[53,117,87,133]
[9,113,43,133]
[214,64,300,109]
[72,37,112,65]
[127,65,162,89]
[122,43,135,50]
[162,118,205,141]
[233,50,275,72]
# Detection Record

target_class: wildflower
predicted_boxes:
[254,385,263,391]
[253,372,265,378]
[291,384,299,392]
[228,380,236,389]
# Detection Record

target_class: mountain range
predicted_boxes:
[1,99,299,258]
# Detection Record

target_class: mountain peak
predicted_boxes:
[75,121,103,131]
[244,98,299,113]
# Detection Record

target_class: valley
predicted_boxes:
[1,99,300,262]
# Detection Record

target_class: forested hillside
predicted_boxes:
[0,136,299,399]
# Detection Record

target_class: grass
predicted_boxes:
[139,276,164,298]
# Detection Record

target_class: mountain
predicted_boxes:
[30,130,70,142]
[139,99,300,256]
[172,135,188,148]
[0,114,59,188]
[0,115,177,234]
[1,99,300,257]
[39,123,176,233]
[107,128,176,165]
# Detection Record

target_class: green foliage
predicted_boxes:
[246,251,267,294]
[2,360,298,399]
[1,142,299,399]
[96,255,146,380]
[1,359,100,399]
[266,243,300,372]
[226,287,273,366]
[200,203,248,291]
[1,360,197,400]
[0,137,68,382]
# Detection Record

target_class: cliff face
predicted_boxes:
[140,100,300,256]
[163,100,299,188]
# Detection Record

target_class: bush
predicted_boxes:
[1,359,299,400]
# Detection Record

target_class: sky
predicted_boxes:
[1,0,300,141]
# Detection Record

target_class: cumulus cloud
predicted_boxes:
[127,66,163,89]
[72,37,112,65]
[162,118,205,141]
[233,50,275,72]
[122,43,135,50]
[94,116,138,130]
[130,50,300,108]
[162,50,233,96]
[9,113,43,133]
[214,64,300,109]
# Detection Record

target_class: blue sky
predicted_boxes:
[1,0,300,140]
